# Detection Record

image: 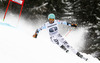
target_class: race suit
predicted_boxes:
[36,20,77,54]
[35,20,88,61]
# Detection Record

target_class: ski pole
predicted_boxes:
[65,29,72,37]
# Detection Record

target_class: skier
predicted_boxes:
[33,13,88,61]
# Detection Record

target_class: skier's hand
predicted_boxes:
[33,29,39,38]
[71,24,77,27]
[33,33,38,38]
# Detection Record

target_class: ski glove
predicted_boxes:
[33,33,38,38]
[33,29,39,38]
[71,24,77,27]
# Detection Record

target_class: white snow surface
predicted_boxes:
[0,13,100,63]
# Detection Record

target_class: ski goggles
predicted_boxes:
[49,18,54,21]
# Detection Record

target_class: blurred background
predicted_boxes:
[0,0,100,60]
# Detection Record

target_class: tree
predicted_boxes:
[66,0,100,60]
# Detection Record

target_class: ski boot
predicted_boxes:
[76,52,88,61]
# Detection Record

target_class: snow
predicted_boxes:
[0,13,100,63]
[0,0,2,2]
[64,27,88,51]
[97,17,100,20]
[30,2,48,11]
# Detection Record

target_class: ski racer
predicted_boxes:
[33,13,88,61]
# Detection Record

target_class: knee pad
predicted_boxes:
[60,45,66,50]
[54,39,59,45]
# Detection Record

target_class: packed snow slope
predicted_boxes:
[0,14,100,63]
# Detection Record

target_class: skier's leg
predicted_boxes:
[76,52,83,58]
[50,35,68,52]
[64,41,88,61]
[50,36,60,45]
[60,45,69,52]
[56,34,70,52]
[76,52,88,61]
[63,41,78,53]
[56,33,88,61]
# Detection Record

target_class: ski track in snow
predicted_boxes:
[0,13,100,63]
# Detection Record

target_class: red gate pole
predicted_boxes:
[18,0,24,21]
[3,0,11,21]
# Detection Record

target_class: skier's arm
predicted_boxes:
[57,20,77,27]
[33,24,46,38]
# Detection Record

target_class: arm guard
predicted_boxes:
[57,20,71,26]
